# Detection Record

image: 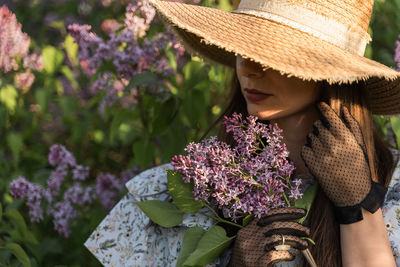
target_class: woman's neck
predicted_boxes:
[270,104,320,176]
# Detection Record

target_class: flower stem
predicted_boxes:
[283,192,291,207]
[200,212,243,229]
[201,202,243,229]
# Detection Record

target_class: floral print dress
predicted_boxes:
[85,151,400,267]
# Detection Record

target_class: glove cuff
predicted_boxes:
[333,181,387,224]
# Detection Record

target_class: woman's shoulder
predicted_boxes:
[84,163,228,267]
[125,163,173,200]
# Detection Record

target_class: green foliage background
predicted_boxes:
[0,0,400,266]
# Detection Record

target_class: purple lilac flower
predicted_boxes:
[95,173,125,210]
[63,183,94,205]
[47,201,78,238]
[48,144,77,168]
[9,176,44,222]
[72,165,90,181]
[395,34,400,71]
[0,6,30,73]
[9,176,31,199]
[9,143,136,237]
[171,113,300,221]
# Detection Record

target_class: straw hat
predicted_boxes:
[148,0,400,116]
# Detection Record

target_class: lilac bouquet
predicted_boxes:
[136,113,316,266]
[171,112,302,221]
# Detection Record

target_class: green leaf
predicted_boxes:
[5,242,31,267]
[176,227,206,267]
[390,117,400,149]
[242,214,254,227]
[293,183,319,224]
[127,72,158,88]
[5,209,28,235]
[34,88,48,113]
[183,226,234,266]
[136,200,184,227]
[7,132,23,165]
[133,138,156,169]
[0,85,18,112]
[63,34,79,66]
[166,170,203,213]
[0,203,2,222]
[42,46,64,75]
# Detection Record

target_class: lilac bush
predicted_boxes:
[171,113,302,221]
[67,0,185,113]
[395,34,400,71]
[0,5,43,91]
[9,144,140,237]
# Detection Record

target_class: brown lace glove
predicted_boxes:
[301,102,387,224]
[229,208,310,267]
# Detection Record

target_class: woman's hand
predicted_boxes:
[301,102,387,224]
[229,207,310,267]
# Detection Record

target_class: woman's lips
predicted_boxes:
[244,88,272,102]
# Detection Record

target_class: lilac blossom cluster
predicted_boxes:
[67,0,185,112]
[9,144,140,237]
[395,34,400,71]
[0,6,43,90]
[171,113,302,221]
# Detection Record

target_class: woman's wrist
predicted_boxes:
[340,208,395,267]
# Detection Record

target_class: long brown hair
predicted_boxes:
[201,69,396,267]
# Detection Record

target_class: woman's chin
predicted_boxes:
[247,106,282,120]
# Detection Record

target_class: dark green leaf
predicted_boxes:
[136,200,183,227]
[166,170,203,213]
[127,72,158,88]
[176,227,206,267]
[7,132,23,165]
[390,118,400,149]
[132,138,156,169]
[293,183,319,224]
[5,242,31,267]
[183,226,234,266]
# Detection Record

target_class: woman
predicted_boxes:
[223,57,397,266]
[84,0,400,266]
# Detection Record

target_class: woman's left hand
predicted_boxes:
[229,207,310,267]
[301,102,387,224]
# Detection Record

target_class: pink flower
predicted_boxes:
[15,71,35,91]
[0,5,31,72]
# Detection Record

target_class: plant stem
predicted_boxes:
[283,192,291,207]
[201,202,243,229]
[200,212,243,229]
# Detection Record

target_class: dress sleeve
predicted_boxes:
[382,150,400,265]
[84,163,231,267]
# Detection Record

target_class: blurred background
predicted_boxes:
[0,0,399,266]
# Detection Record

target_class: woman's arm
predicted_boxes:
[340,208,395,267]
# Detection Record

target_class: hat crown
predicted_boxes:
[233,0,374,56]
[237,0,374,31]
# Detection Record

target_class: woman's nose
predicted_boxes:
[237,56,265,79]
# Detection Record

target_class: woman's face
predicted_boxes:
[236,55,322,120]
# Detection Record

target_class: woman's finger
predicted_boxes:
[317,102,348,140]
[313,120,336,152]
[306,132,325,153]
[264,234,309,251]
[258,250,294,267]
[341,105,366,149]
[257,207,306,226]
[263,221,310,237]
